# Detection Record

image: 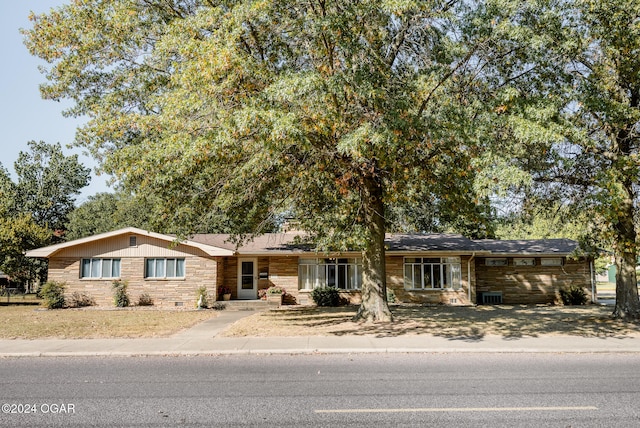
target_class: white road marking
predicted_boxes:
[315,406,598,414]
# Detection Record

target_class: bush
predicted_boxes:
[112,280,130,307]
[560,284,589,306]
[311,286,340,307]
[69,292,96,308]
[39,281,66,309]
[137,293,154,306]
[196,286,209,308]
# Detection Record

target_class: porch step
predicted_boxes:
[213,300,270,311]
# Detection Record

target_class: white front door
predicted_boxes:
[237,258,257,299]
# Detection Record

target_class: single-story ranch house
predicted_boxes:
[26,227,595,307]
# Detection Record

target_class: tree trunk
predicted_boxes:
[353,174,393,323]
[612,179,640,320]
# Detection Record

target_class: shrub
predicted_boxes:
[196,286,209,308]
[560,284,589,306]
[112,280,130,307]
[39,281,66,309]
[311,286,340,307]
[137,293,154,306]
[210,302,226,310]
[69,292,96,308]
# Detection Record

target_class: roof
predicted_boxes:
[25,227,235,258]
[385,234,487,253]
[25,227,580,258]
[189,233,312,254]
[474,239,578,256]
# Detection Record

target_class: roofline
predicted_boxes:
[482,252,580,257]
[386,250,491,256]
[25,227,235,258]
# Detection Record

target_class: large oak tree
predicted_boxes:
[25,0,513,321]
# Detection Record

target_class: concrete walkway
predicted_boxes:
[2,308,640,357]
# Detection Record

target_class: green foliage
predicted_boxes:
[559,285,589,306]
[266,286,286,295]
[69,292,96,308]
[0,141,90,285]
[112,280,130,308]
[13,141,90,231]
[65,191,158,240]
[40,281,66,309]
[311,287,341,307]
[25,0,516,321]
[137,293,154,307]
[0,213,50,285]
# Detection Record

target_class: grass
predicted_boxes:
[221,304,640,340]
[0,306,219,339]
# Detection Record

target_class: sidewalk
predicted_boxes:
[2,309,640,357]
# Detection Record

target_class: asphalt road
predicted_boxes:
[1,353,639,427]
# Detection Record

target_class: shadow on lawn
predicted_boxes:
[268,304,640,341]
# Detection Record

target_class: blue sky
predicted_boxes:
[0,1,111,202]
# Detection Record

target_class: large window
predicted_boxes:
[81,258,121,279]
[299,258,362,290]
[145,258,186,279]
[404,257,461,290]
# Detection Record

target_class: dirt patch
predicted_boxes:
[221,304,640,339]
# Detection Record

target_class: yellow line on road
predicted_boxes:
[315,406,598,414]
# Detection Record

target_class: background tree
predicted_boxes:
[25,0,515,321]
[14,141,91,232]
[65,191,156,240]
[0,142,90,287]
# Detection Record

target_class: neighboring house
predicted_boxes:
[26,227,595,307]
[0,270,11,288]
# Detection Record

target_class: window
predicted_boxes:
[299,258,362,290]
[81,258,121,279]
[145,258,185,279]
[514,258,535,266]
[485,258,508,266]
[404,257,461,290]
[129,236,137,247]
[540,258,563,266]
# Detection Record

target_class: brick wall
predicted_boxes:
[475,257,592,304]
[48,255,218,308]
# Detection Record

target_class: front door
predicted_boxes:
[237,258,257,299]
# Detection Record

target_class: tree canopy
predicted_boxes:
[26,0,640,320]
[0,141,90,286]
[26,0,512,321]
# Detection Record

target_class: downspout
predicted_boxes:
[468,252,476,305]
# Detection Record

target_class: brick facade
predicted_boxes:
[48,255,218,308]
[475,257,592,304]
[36,229,593,307]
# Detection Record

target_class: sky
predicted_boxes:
[0,1,111,202]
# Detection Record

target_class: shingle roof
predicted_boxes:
[385,234,486,253]
[473,239,578,255]
[188,232,312,254]
[190,232,488,254]
[25,227,581,258]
